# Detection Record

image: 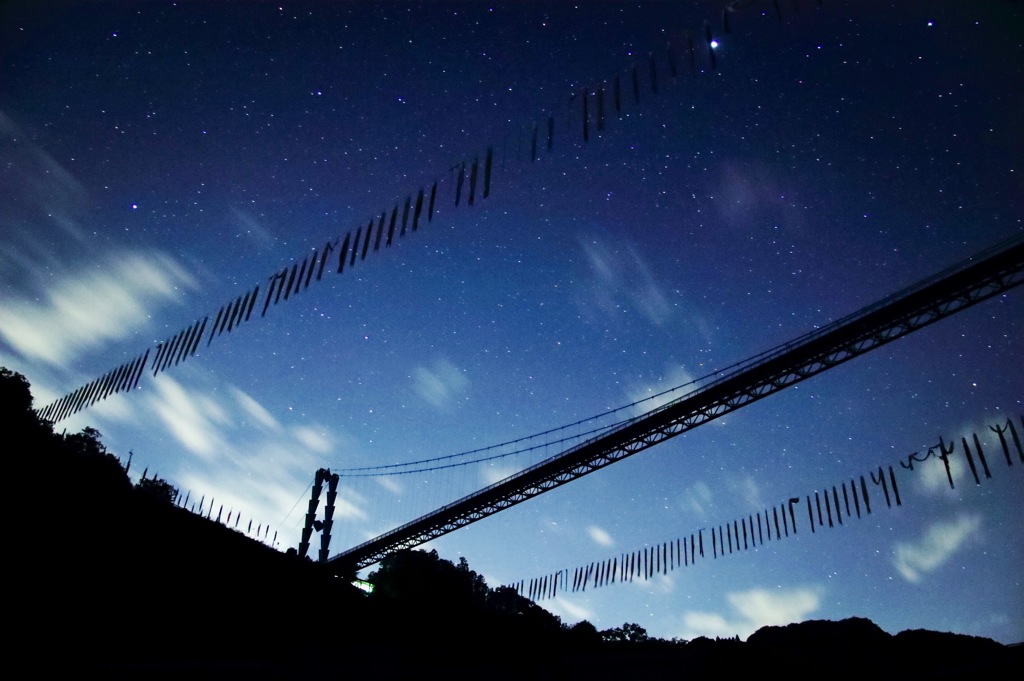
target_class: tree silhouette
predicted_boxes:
[601,622,650,643]
[136,476,178,505]
[62,426,132,496]
[369,549,488,611]
[1,367,51,442]
[0,367,33,413]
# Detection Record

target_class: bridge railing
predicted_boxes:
[332,232,1024,570]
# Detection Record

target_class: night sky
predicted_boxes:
[2,1,1022,644]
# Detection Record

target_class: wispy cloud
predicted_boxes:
[914,449,966,495]
[681,481,714,517]
[292,425,334,454]
[479,463,518,487]
[728,588,820,627]
[133,376,360,549]
[912,420,997,497]
[680,587,821,641]
[630,572,675,595]
[146,375,232,461]
[1,113,200,374]
[375,476,403,495]
[587,525,615,548]
[733,474,766,510]
[228,206,277,252]
[329,484,369,521]
[0,110,89,247]
[909,417,1003,497]
[231,387,281,431]
[547,596,595,623]
[893,513,981,583]
[0,250,197,368]
[88,390,139,424]
[577,238,673,327]
[1,111,199,377]
[626,364,697,416]
[714,161,805,236]
[480,463,518,487]
[412,358,470,408]
[681,611,734,639]
[173,438,330,549]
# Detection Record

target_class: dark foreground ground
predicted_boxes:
[7,367,1022,678]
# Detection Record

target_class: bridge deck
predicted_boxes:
[330,235,1024,572]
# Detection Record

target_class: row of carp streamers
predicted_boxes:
[35,0,804,425]
[174,489,278,548]
[510,416,1023,602]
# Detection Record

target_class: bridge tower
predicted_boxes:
[297,468,340,561]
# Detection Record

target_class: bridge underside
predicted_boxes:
[330,235,1024,573]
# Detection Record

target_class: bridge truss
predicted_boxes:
[330,235,1024,572]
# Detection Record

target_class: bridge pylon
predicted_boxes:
[297,468,340,561]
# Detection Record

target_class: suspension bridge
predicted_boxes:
[23,1,1022,616]
[324,233,1024,573]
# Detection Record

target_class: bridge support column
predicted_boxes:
[319,472,340,562]
[298,468,329,559]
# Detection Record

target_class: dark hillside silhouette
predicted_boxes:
[4,367,1020,678]
[5,367,367,674]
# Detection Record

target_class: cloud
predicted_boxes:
[626,364,698,416]
[0,250,197,368]
[480,463,518,487]
[587,525,615,547]
[173,438,336,550]
[681,611,733,638]
[0,110,89,245]
[4,338,352,553]
[893,513,981,583]
[138,378,360,549]
[292,425,334,454]
[228,206,277,252]
[146,375,231,461]
[630,251,672,326]
[681,481,714,517]
[733,474,765,510]
[577,238,673,327]
[231,388,281,431]
[714,161,805,235]
[915,449,966,495]
[630,572,675,595]
[911,422,1001,497]
[727,588,820,627]
[910,418,1006,497]
[375,476,403,495]
[680,587,821,641]
[329,486,369,521]
[412,358,469,408]
[88,390,138,424]
[546,596,595,623]
[1,113,199,373]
